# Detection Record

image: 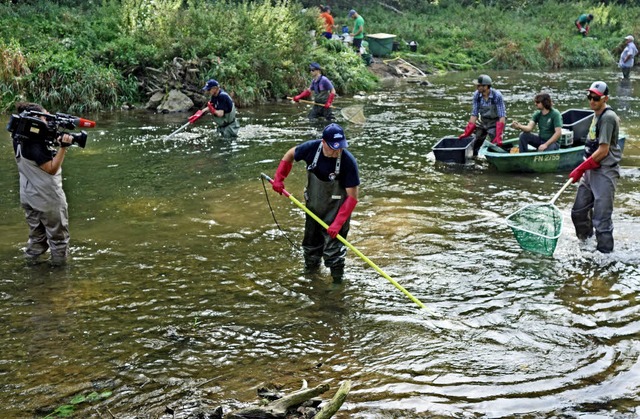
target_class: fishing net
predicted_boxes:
[341,105,366,125]
[505,203,563,256]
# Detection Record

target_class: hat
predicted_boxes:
[625,35,634,41]
[348,9,356,17]
[476,74,492,86]
[321,5,330,11]
[309,62,321,71]
[202,79,219,91]
[322,123,348,150]
[587,81,609,97]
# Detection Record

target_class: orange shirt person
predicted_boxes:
[320,6,335,39]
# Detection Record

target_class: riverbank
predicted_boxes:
[1,0,638,113]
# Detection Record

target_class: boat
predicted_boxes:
[478,109,626,173]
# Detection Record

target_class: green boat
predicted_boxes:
[478,109,626,173]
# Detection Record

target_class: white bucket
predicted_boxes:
[559,128,573,147]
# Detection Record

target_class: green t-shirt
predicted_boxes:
[353,16,365,39]
[532,108,562,141]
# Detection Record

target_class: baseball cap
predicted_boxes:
[202,79,219,91]
[476,74,492,85]
[625,35,634,41]
[322,123,348,150]
[309,62,321,71]
[587,81,608,97]
[348,9,356,17]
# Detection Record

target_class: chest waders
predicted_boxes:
[212,103,240,138]
[309,77,335,121]
[571,109,619,253]
[15,143,69,259]
[302,144,347,273]
[473,95,500,154]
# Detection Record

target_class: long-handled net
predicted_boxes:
[288,97,366,124]
[505,179,572,256]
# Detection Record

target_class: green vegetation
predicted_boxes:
[1,0,639,113]
[43,390,112,418]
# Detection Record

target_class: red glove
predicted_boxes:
[293,90,311,102]
[272,159,293,195]
[492,121,505,146]
[207,102,216,116]
[324,92,335,109]
[188,109,205,124]
[459,122,476,139]
[327,196,358,239]
[569,156,600,183]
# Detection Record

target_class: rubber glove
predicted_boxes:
[207,102,216,116]
[569,156,600,183]
[272,160,293,195]
[324,92,336,109]
[492,121,505,146]
[459,122,476,139]
[327,196,358,239]
[188,109,205,124]
[293,90,311,102]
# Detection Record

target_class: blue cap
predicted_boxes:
[202,79,219,91]
[348,9,356,17]
[309,62,321,71]
[322,123,348,150]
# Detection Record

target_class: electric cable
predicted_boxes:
[260,176,298,249]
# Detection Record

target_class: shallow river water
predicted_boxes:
[1,69,639,418]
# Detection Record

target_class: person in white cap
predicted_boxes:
[569,81,622,253]
[619,35,638,79]
[458,74,507,155]
[271,123,360,282]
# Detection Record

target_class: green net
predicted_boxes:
[505,203,563,256]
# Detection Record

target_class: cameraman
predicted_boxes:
[11,102,74,266]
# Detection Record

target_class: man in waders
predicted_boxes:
[195,79,240,138]
[458,74,507,156]
[10,102,74,266]
[271,123,359,282]
[292,62,337,121]
[569,81,622,253]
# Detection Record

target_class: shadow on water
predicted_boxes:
[0,69,639,417]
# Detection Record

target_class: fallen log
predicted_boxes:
[314,381,351,419]
[226,383,329,419]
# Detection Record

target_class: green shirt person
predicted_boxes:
[575,13,593,37]
[511,93,562,153]
[348,9,365,55]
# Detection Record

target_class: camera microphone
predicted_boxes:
[74,117,96,128]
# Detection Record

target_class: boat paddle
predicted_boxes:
[260,173,432,312]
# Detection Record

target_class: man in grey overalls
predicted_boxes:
[199,79,240,138]
[569,81,622,253]
[271,123,360,282]
[459,74,507,155]
[10,102,74,266]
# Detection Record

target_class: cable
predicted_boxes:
[261,176,299,250]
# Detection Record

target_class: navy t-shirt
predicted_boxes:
[294,139,360,188]
[209,90,234,114]
[13,137,56,166]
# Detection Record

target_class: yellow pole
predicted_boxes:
[261,173,431,312]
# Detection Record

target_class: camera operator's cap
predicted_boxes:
[322,123,348,150]
[202,79,219,91]
[625,35,634,41]
[476,74,492,86]
[587,81,609,97]
[348,9,357,17]
[309,62,321,71]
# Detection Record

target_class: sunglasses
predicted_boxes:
[587,94,602,102]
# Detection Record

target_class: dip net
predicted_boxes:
[341,105,366,125]
[505,203,563,256]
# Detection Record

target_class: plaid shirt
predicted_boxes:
[471,88,506,118]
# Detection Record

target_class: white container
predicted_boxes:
[559,128,574,147]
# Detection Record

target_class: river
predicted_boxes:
[0,69,639,418]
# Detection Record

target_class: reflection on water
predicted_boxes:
[0,69,639,417]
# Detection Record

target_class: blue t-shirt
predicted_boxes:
[294,139,360,188]
[310,76,334,94]
[209,89,234,113]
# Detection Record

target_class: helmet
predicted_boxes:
[322,123,348,150]
[476,74,492,86]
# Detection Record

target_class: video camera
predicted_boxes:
[6,110,96,149]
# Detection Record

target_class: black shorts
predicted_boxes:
[353,38,363,49]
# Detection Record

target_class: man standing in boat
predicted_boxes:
[569,81,622,253]
[458,74,507,156]
[511,92,562,153]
